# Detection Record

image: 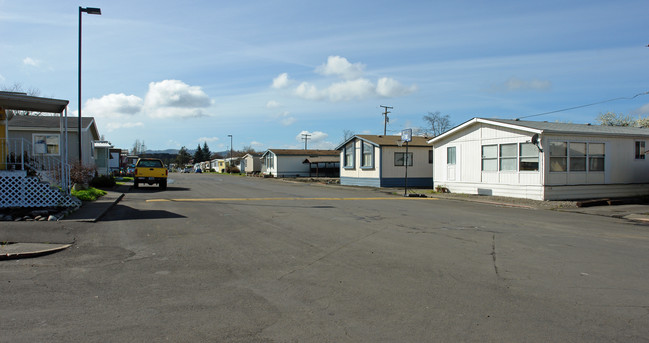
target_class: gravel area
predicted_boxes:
[410,191,579,210]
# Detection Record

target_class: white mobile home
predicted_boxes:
[429,118,649,200]
[336,135,433,187]
[262,149,339,177]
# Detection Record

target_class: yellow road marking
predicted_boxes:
[147,197,438,202]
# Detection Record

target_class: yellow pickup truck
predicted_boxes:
[134,158,168,189]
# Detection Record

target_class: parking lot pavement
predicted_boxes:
[0,185,126,260]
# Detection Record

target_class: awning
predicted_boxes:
[0,92,69,114]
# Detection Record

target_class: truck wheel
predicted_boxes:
[159,180,167,190]
[134,180,139,188]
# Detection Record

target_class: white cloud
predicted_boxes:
[250,141,264,147]
[272,73,292,89]
[282,117,296,126]
[295,78,414,102]
[635,103,649,115]
[104,121,144,132]
[295,82,325,100]
[316,56,365,79]
[85,93,143,118]
[266,100,281,109]
[376,77,418,97]
[144,80,212,118]
[290,57,417,102]
[493,77,552,92]
[295,130,334,149]
[327,79,375,101]
[84,93,145,132]
[197,136,219,143]
[272,111,296,126]
[23,57,41,67]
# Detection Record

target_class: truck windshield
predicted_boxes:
[137,160,163,168]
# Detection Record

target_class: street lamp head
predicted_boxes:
[81,7,101,15]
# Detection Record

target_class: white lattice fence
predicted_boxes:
[0,171,80,208]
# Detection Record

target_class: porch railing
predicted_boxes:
[0,138,71,194]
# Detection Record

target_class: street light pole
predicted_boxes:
[228,134,233,173]
[78,6,101,163]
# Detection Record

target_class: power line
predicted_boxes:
[516,91,649,120]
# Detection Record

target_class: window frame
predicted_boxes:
[481,145,498,171]
[549,141,568,172]
[588,143,605,172]
[635,141,646,160]
[394,152,413,166]
[343,141,355,169]
[32,133,60,156]
[360,141,374,169]
[519,142,539,171]
[447,146,456,165]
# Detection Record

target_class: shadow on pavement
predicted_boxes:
[129,186,190,193]
[100,204,187,221]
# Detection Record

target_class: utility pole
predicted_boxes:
[301,133,311,149]
[380,105,392,135]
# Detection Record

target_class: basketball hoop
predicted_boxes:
[397,140,404,147]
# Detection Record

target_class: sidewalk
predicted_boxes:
[0,185,127,260]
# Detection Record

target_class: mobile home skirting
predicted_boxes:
[440,181,649,201]
[341,176,433,188]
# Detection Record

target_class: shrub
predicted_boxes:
[90,174,116,188]
[70,162,97,186]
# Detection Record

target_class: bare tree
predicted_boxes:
[341,129,355,142]
[1,83,44,116]
[242,145,256,154]
[422,111,452,137]
[131,139,147,156]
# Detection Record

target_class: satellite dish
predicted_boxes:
[531,134,539,145]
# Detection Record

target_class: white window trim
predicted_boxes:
[32,133,60,156]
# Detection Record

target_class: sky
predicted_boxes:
[1,0,649,152]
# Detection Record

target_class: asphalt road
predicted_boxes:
[2,173,649,342]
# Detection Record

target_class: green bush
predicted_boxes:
[72,187,107,201]
[90,174,116,188]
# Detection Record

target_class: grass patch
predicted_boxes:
[72,187,107,201]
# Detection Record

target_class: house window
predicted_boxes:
[551,141,605,172]
[481,145,498,171]
[33,134,60,156]
[519,143,539,171]
[428,150,433,164]
[394,152,413,166]
[361,142,373,168]
[499,144,517,171]
[589,143,605,171]
[635,141,646,160]
[344,142,355,168]
[265,154,274,169]
[447,147,456,165]
[550,142,567,172]
[569,142,587,172]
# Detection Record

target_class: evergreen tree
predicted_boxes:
[193,144,204,163]
[202,142,211,161]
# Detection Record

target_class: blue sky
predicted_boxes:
[2,0,648,152]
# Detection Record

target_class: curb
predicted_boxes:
[0,243,72,261]
[92,192,124,223]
